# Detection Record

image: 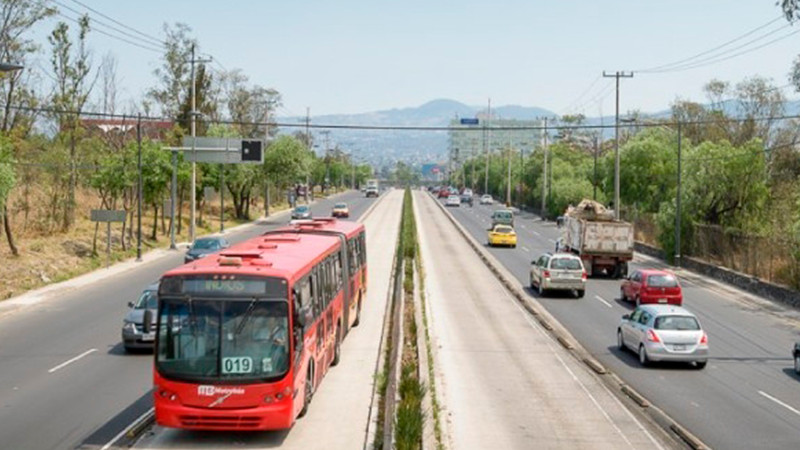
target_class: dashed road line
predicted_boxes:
[759,391,800,417]
[48,348,97,373]
[521,246,530,252]
[594,295,613,308]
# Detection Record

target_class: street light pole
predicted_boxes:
[541,117,548,217]
[483,98,491,195]
[189,45,211,242]
[675,122,683,267]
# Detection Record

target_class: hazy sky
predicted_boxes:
[29,0,800,118]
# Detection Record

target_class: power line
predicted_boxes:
[53,11,163,54]
[65,0,165,47]
[651,27,800,73]
[51,0,164,51]
[560,75,601,115]
[634,16,786,73]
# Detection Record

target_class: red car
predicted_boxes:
[620,269,683,306]
[438,188,450,198]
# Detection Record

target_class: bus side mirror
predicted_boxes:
[143,310,154,333]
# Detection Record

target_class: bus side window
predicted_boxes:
[334,252,342,291]
[360,232,366,266]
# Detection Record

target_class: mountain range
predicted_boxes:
[276,98,800,169]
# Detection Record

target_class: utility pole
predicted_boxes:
[506,140,512,206]
[264,103,270,216]
[189,44,212,243]
[305,107,311,202]
[136,114,142,261]
[541,117,548,217]
[483,98,491,195]
[593,133,599,200]
[675,122,683,267]
[170,149,177,249]
[603,70,633,220]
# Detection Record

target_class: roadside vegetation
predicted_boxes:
[455,77,800,288]
[0,2,372,299]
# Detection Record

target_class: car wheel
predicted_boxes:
[617,330,625,351]
[538,281,546,297]
[638,345,650,366]
[794,355,800,375]
[694,361,707,370]
[576,290,585,299]
[620,288,627,302]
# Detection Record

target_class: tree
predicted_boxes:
[263,135,311,193]
[48,15,96,231]
[0,0,55,133]
[0,136,17,255]
[148,23,195,120]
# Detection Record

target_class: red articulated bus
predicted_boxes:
[153,218,366,430]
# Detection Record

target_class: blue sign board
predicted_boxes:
[459,118,479,125]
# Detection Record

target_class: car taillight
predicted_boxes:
[699,332,708,345]
[581,271,587,281]
[646,329,661,343]
[543,270,550,279]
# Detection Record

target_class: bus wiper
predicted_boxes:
[234,298,259,336]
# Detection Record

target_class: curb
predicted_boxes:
[425,192,707,450]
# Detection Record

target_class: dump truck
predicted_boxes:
[560,200,634,278]
[365,179,379,197]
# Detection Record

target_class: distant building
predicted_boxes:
[421,163,445,182]
[448,116,543,176]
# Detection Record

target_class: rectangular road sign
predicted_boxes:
[90,209,126,222]
[184,150,241,163]
[460,118,480,125]
[179,137,264,164]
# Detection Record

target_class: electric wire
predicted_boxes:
[53,11,163,54]
[66,0,165,47]
[51,0,165,50]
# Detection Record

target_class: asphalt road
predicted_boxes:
[442,195,800,449]
[0,191,377,450]
[415,192,671,449]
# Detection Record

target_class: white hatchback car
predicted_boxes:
[480,194,493,205]
[617,304,708,369]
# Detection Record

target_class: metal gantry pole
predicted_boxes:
[136,113,142,261]
[170,150,177,249]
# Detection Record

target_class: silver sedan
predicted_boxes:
[617,304,708,369]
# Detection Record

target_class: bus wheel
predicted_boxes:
[332,326,342,366]
[353,299,362,327]
[299,365,314,418]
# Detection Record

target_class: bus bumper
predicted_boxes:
[155,400,294,431]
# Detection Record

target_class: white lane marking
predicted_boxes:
[520,224,527,229]
[594,295,613,308]
[521,246,530,252]
[548,238,556,243]
[532,230,541,236]
[48,348,97,373]
[100,407,155,450]
[759,391,800,417]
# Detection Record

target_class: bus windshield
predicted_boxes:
[156,299,290,382]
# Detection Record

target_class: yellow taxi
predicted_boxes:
[332,202,350,218]
[487,224,517,248]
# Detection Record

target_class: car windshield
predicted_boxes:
[494,226,513,234]
[295,206,308,213]
[482,195,491,199]
[648,274,678,287]
[157,299,290,382]
[334,203,347,208]
[494,211,511,218]
[192,239,220,250]
[550,258,582,270]
[654,315,700,331]
[135,290,158,309]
